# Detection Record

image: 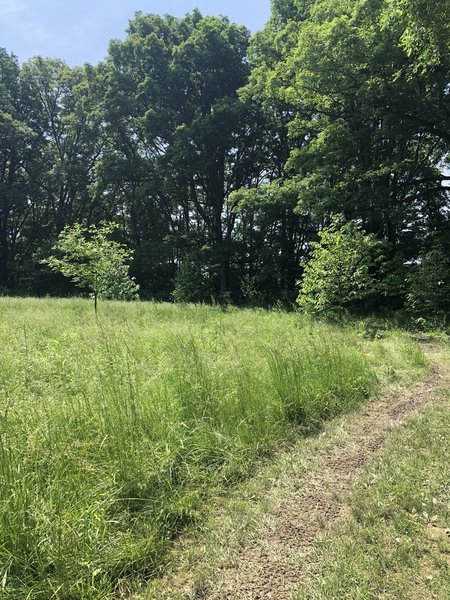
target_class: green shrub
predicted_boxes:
[172,256,214,303]
[42,222,139,311]
[297,216,382,316]
[406,248,450,317]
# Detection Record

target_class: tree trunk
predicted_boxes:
[0,212,9,288]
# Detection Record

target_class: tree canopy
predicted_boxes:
[1,3,449,312]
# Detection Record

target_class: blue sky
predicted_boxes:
[0,0,271,65]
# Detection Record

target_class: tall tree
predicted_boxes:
[243,0,450,270]
[0,49,39,288]
[21,58,105,231]
[101,11,266,300]
[16,58,106,292]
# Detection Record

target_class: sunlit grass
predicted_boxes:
[0,298,428,598]
[295,395,450,600]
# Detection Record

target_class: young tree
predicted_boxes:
[298,217,381,316]
[42,222,139,312]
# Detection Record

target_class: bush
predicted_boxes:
[172,256,214,303]
[297,216,382,316]
[406,248,450,316]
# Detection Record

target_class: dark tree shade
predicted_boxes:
[0,2,449,310]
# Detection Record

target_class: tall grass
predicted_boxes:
[0,298,426,598]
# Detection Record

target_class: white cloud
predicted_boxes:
[0,1,49,57]
[17,20,48,42]
[0,0,25,18]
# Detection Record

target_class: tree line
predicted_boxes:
[1,0,449,312]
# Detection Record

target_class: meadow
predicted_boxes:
[0,298,428,599]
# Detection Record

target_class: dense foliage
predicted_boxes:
[1,1,449,311]
[297,217,382,315]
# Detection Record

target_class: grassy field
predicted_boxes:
[296,393,450,600]
[0,298,428,599]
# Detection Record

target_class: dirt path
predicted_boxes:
[198,348,448,599]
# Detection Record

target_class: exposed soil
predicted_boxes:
[196,347,449,600]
